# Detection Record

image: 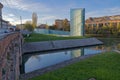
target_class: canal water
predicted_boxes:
[21,46,105,74]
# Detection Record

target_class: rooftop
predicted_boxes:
[86,15,120,23]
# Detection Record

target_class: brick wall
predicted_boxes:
[0,32,23,80]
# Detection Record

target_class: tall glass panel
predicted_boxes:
[70,8,85,36]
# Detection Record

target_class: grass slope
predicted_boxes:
[24,33,87,42]
[29,52,120,80]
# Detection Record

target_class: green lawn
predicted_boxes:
[29,52,120,80]
[24,33,87,42]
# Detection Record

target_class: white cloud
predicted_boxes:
[38,15,58,25]
[3,13,31,25]
[1,0,51,12]
[3,13,18,24]
[3,13,58,25]
[22,19,31,23]
[0,0,76,25]
[8,14,15,17]
[1,0,120,25]
[41,16,57,21]
[86,7,120,19]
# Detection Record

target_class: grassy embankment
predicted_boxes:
[29,52,120,80]
[24,33,120,80]
[24,33,88,42]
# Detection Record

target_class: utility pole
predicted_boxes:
[0,15,2,28]
[0,9,3,28]
[20,16,22,30]
[0,3,3,28]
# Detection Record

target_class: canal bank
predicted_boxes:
[20,38,104,80]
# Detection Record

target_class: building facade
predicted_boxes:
[55,19,63,30]
[55,19,70,31]
[85,15,120,31]
[70,8,85,36]
[37,24,48,29]
[2,20,10,29]
[0,3,10,29]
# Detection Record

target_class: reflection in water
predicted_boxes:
[98,38,120,51]
[21,46,104,74]
[99,43,120,52]
[71,48,84,58]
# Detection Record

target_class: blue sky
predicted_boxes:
[0,0,120,25]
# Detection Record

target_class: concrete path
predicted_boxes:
[22,38,103,54]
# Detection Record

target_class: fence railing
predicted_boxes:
[34,29,70,35]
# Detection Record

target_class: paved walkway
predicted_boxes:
[22,38,103,54]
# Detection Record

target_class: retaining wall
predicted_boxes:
[0,32,23,80]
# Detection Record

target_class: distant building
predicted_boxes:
[85,15,120,31]
[2,20,10,29]
[70,8,85,36]
[55,19,63,30]
[32,12,37,28]
[16,24,25,30]
[37,24,48,29]
[0,3,10,29]
[55,19,70,30]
